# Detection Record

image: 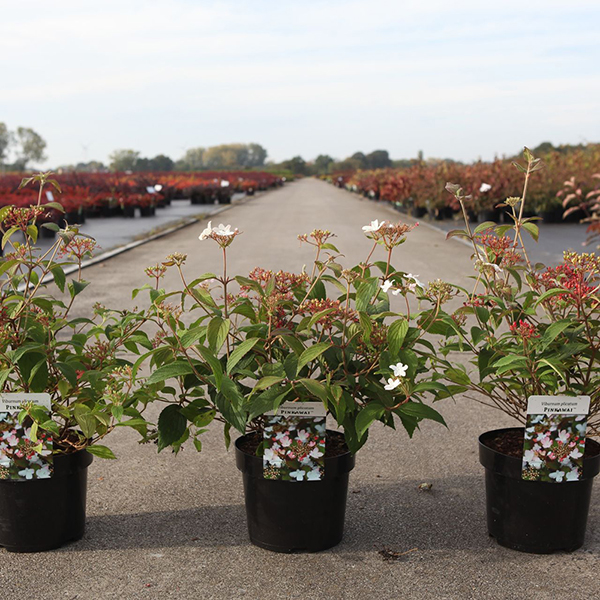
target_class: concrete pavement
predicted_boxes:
[1,178,598,600]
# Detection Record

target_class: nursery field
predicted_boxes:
[1,179,597,600]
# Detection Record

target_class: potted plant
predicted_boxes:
[136,218,451,553]
[438,148,600,553]
[0,173,153,552]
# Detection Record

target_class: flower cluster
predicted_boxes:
[476,234,522,268]
[58,237,99,261]
[198,221,241,247]
[363,220,418,249]
[298,298,358,330]
[509,320,539,340]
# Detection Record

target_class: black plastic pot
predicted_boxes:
[235,431,355,553]
[479,428,600,553]
[0,450,93,553]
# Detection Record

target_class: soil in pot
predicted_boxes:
[0,450,93,553]
[479,427,600,554]
[235,430,355,553]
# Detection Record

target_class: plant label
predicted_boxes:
[522,395,590,483]
[0,393,53,481]
[263,402,326,482]
[45,191,54,202]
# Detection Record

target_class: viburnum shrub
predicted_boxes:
[0,172,153,460]
[435,148,600,433]
[136,218,451,454]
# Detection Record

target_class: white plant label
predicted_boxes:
[266,401,327,418]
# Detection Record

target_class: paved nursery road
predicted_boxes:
[2,179,599,600]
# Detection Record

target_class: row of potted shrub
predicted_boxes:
[0,171,285,228]
[327,145,600,224]
[1,152,599,556]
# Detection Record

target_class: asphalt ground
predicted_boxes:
[1,179,599,600]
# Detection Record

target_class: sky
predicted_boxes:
[1,0,599,168]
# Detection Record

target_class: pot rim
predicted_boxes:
[479,426,600,480]
[235,429,355,478]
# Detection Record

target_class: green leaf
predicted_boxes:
[540,320,571,349]
[534,288,565,307]
[445,367,471,386]
[247,386,290,421]
[194,409,216,428]
[522,222,539,242]
[396,401,446,426]
[298,378,328,402]
[493,354,528,374]
[195,345,223,390]
[358,312,372,341]
[74,405,97,438]
[179,326,205,349]
[216,376,246,433]
[68,279,90,299]
[356,278,379,312]
[226,338,259,374]
[26,225,38,243]
[147,361,194,385]
[41,222,60,233]
[2,226,19,249]
[207,317,230,352]
[446,229,470,240]
[157,405,188,452]
[283,354,298,379]
[56,362,78,387]
[50,265,66,292]
[388,319,409,356]
[252,376,285,393]
[297,342,330,371]
[474,221,496,234]
[356,403,385,439]
[86,445,117,459]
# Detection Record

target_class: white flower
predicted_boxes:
[362,220,385,233]
[199,221,213,241]
[381,280,393,293]
[384,377,401,391]
[309,447,324,459]
[481,262,504,275]
[18,468,35,480]
[406,274,424,290]
[289,469,306,481]
[36,465,52,479]
[566,469,580,482]
[264,447,283,467]
[569,447,583,460]
[575,414,586,422]
[306,468,322,481]
[390,362,408,378]
[576,423,587,436]
[479,183,492,193]
[540,436,552,449]
[296,429,310,443]
[549,471,565,482]
[213,223,236,236]
[557,430,570,444]
[0,455,11,467]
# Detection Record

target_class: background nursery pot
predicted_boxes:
[479,428,600,554]
[0,450,93,552]
[235,431,355,553]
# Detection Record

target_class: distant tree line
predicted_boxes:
[0,122,47,170]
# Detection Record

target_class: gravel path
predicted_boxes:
[2,178,598,600]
